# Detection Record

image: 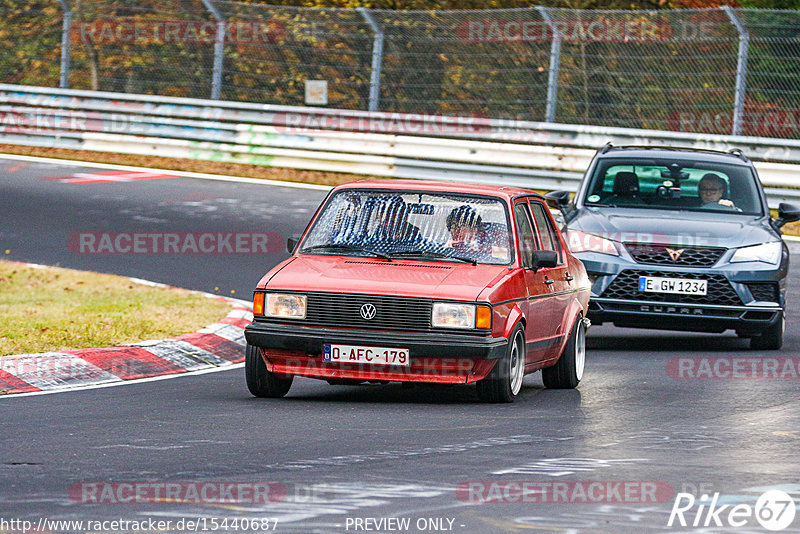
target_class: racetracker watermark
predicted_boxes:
[456,19,669,43]
[667,357,800,379]
[456,481,674,504]
[271,356,480,377]
[668,110,800,137]
[70,482,287,504]
[75,20,285,44]
[455,18,723,43]
[68,232,283,254]
[270,111,489,135]
[565,230,726,254]
[1,356,113,381]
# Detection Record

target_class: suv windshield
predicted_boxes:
[300,190,512,265]
[582,158,764,216]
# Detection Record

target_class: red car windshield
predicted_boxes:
[299,191,513,265]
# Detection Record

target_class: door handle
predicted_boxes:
[565,273,574,282]
[544,278,555,285]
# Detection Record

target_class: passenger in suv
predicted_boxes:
[546,144,800,350]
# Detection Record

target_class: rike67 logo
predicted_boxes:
[669,490,797,531]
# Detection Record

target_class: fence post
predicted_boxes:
[200,0,225,100]
[536,7,561,123]
[357,7,384,112]
[57,0,71,89]
[722,6,749,136]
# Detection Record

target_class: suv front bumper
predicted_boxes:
[588,298,782,334]
[578,251,786,335]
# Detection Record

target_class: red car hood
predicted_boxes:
[263,255,509,301]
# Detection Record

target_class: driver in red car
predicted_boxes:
[446,205,490,256]
[375,196,422,242]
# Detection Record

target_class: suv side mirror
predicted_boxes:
[545,190,571,209]
[531,250,558,272]
[286,236,300,254]
[776,202,800,228]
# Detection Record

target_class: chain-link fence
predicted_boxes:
[2,1,800,138]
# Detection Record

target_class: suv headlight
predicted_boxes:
[730,242,782,265]
[432,303,491,329]
[564,230,620,256]
[265,293,307,319]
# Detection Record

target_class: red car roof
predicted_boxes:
[333,179,542,201]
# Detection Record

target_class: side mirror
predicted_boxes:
[531,250,558,272]
[545,190,571,209]
[776,202,800,228]
[286,236,300,254]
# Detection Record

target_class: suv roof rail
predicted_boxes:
[727,147,747,160]
[599,142,614,154]
[600,144,749,161]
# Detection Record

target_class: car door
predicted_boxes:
[513,201,557,367]
[528,200,570,354]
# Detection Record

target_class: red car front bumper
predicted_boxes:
[260,349,497,384]
[245,321,507,384]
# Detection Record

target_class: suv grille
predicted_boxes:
[624,243,726,267]
[746,282,780,303]
[305,293,433,331]
[601,270,742,306]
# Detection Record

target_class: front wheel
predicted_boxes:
[750,313,784,350]
[477,324,526,403]
[245,344,293,398]
[542,316,585,389]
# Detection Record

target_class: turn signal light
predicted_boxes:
[253,293,265,316]
[476,305,492,329]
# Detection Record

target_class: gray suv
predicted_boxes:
[546,144,800,349]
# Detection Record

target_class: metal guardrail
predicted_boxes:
[1,84,799,207]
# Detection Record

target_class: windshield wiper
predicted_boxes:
[387,250,477,265]
[301,244,391,260]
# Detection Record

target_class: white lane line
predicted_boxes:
[0,362,244,399]
[0,153,332,191]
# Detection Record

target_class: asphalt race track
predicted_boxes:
[2,156,800,534]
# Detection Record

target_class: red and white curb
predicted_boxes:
[0,263,252,396]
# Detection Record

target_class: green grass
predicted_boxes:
[0,261,233,355]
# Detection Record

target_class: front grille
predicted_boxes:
[305,293,433,331]
[624,243,726,268]
[601,270,743,306]
[746,282,780,303]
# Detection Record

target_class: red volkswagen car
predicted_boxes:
[244,180,590,402]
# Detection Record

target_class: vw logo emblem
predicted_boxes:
[360,303,377,320]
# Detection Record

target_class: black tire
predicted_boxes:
[750,313,784,350]
[245,344,293,398]
[477,324,526,403]
[542,316,585,389]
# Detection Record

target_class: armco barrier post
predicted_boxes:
[536,6,561,124]
[722,6,749,137]
[200,0,226,100]
[57,0,72,89]
[357,7,384,112]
